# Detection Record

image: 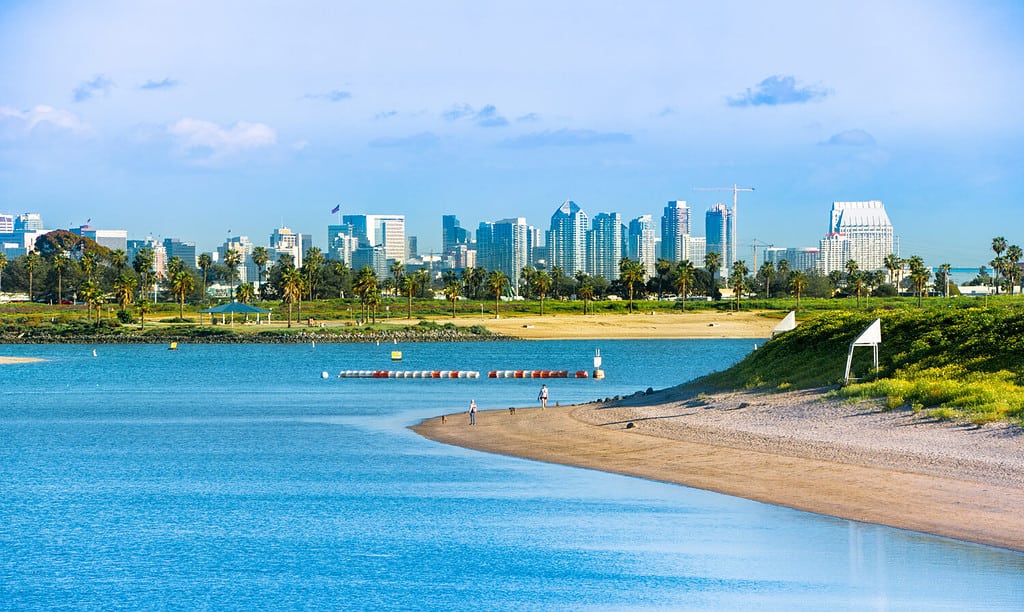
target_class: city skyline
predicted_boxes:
[1,2,1022,268]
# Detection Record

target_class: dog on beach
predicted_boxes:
[441,414,447,424]
[508,406,516,416]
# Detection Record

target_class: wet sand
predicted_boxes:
[413,387,1024,552]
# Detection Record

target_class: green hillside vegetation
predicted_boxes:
[700,306,1024,426]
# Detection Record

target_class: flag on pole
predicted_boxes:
[331,204,341,214]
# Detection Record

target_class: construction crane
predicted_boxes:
[694,184,754,272]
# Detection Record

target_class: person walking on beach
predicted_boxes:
[469,399,478,425]
[538,384,548,409]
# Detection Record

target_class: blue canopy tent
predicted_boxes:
[199,301,271,325]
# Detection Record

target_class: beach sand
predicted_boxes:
[413,387,1024,552]
[0,356,44,364]
[461,311,777,339]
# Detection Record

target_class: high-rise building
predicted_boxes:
[270,227,303,268]
[73,225,129,253]
[0,213,13,234]
[15,213,43,232]
[685,236,706,268]
[660,200,691,262]
[442,215,471,259]
[547,200,588,276]
[587,212,623,281]
[163,237,197,269]
[219,236,257,284]
[820,201,895,273]
[406,236,417,257]
[817,233,850,275]
[705,203,733,274]
[476,217,529,294]
[342,214,406,264]
[352,245,388,278]
[765,247,820,273]
[327,224,359,264]
[128,237,167,279]
[628,215,657,278]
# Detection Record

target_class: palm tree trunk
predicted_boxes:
[287,302,293,327]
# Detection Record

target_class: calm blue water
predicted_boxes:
[1,340,1022,611]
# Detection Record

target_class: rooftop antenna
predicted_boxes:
[694,184,754,271]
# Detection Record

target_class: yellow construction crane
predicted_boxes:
[694,184,754,271]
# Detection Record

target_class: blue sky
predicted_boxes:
[1,0,1022,268]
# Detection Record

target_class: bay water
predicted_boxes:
[1,340,1022,610]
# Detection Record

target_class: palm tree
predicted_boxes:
[443,278,461,318]
[532,271,551,315]
[655,258,673,298]
[113,273,137,316]
[223,248,243,299]
[366,284,381,322]
[414,268,431,298]
[0,252,6,294]
[251,246,269,297]
[136,299,152,329]
[674,260,696,310]
[236,282,256,304]
[53,250,69,304]
[789,270,806,309]
[907,255,930,307]
[170,270,195,320]
[79,280,103,323]
[758,261,774,298]
[486,270,508,319]
[353,266,378,323]
[883,253,902,287]
[704,251,721,285]
[166,256,185,281]
[110,249,128,275]
[133,247,155,303]
[578,281,594,315]
[24,251,40,301]
[729,260,749,311]
[197,253,212,297]
[619,257,646,313]
[845,260,861,306]
[520,266,536,298]
[303,246,325,300]
[938,263,952,298]
[280,266,303,327]
[991,237,1007,294]
[333,260,350,298]
[400,275,416,318]
[80,250,98,283]
[850,272,866,308]
[1005,245,1022,295]
[389,260,405,285]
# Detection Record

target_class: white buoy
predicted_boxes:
[754,344,758,350]
[321,371,329,379]
[312,341,315,349]
[92,349,97,357]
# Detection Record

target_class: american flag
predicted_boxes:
[331,204,341,214]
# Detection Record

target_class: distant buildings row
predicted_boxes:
[1,200,898,292]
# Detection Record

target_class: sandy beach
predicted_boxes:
[413,387,1024,552]
[466,311,777,339]
[0,356,44,364]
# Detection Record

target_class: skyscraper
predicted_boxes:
[220,236,257,284]
[628,215,657,278]
[587,212,623,281]
[342,214,406,264]
[547,200,588,276]
[163,237,197,269]
[442,215,471,259]
[705,203,732,273]
[270,227,303,268]
[820,201,895,273]
[476,217,529,293]
[660,200,690,262]
[327,224,359,264]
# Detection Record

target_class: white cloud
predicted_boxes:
[166,118,276,159]
[0,105,93,136]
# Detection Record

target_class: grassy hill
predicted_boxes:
[699,305,1024,425]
